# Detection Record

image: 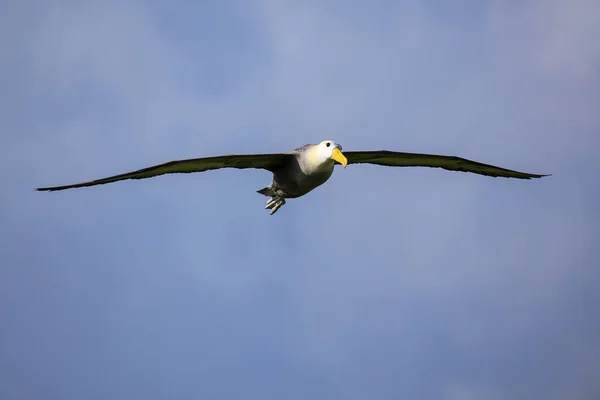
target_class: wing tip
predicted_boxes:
[36,185,77,192]
[529,173,551,179]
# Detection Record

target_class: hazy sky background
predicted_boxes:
[1,0,599,399]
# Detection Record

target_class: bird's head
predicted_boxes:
[316,140,348,168]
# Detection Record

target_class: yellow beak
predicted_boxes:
[331,147,348,168]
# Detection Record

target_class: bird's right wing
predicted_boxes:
[36,153,289,191]
[344,151,549,179]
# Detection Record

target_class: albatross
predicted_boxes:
[36,140,549,215]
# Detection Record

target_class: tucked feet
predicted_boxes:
[265,196,286,215]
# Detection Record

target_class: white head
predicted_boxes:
[314,140,348,168]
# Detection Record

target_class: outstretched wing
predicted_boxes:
[345,151,548,179]
[36,153,288,191]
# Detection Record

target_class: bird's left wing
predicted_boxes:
[36,153,288,191]
[344,151,548,179]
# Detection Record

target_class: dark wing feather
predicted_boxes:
[36,153,288,191]
[345,151,549,179]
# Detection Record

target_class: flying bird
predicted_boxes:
[36,140,549,215]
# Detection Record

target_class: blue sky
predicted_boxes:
[1,0,599,399]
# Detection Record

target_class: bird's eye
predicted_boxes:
[326,142,331,147]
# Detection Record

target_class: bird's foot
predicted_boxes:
[265,196,286,215]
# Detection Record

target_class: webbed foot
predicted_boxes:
[265,196,286,215]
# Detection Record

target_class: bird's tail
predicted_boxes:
[257,186,276,196]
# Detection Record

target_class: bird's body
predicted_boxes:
[255,144,340,213]
[258,158,335,198]
[259,144,337,197]
[37,140,549,215]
